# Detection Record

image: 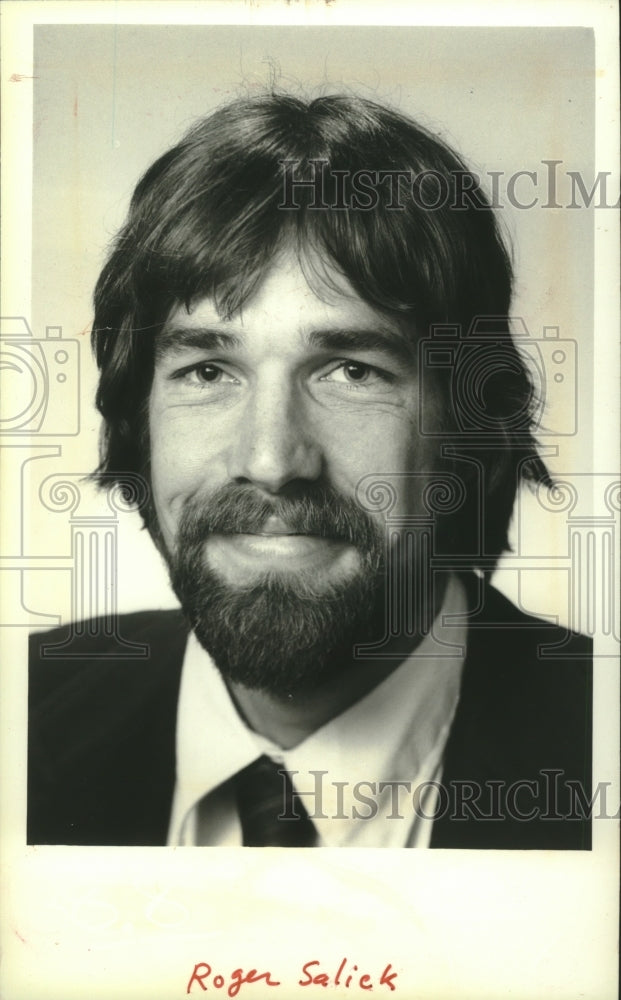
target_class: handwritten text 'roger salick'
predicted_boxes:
[187,957,399,996]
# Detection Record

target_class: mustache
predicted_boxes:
[176,482,382,551]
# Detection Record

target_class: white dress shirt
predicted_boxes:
[168,574,467,848]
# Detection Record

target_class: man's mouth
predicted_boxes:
[204,515,358,579]
[251,514,306,537]
[209,531,340,558]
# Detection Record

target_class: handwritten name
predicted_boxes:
[187,958,398,995]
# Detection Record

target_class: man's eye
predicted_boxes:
[322,361,388,386]
[192,363,223,384]
[171,362,237,387]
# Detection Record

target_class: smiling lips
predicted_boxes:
[220,515,330,557]
[205,514,353,573]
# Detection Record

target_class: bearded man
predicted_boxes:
[28,93,592,849]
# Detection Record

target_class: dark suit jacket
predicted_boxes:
[28,578,592,849]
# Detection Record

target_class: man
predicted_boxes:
[28,93,591,849]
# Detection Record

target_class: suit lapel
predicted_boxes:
[29,610,189,846]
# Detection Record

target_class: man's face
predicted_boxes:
[148,252,441,694]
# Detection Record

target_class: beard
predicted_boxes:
[157,483,387,698]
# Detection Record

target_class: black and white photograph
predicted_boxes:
[1,1,618,998]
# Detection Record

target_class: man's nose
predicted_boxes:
[226,380,323,493]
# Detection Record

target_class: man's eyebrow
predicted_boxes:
[154,324,415,363]
[306,327,415,363]
[155,327,243,359]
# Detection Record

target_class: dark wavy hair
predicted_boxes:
[91,92,550,570]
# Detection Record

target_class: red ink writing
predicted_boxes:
[186,957,398,993]
[299,958,398,991]
[187,962,281,996]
